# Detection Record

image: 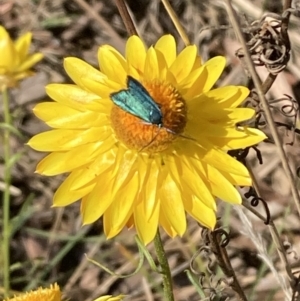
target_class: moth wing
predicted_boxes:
[110,89,140,118]
[111,76,162,124]
[127,77,162,123]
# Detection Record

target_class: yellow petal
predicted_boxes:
[111,149,139,196]
[192,160,242,204]
[33,102,109,129]
[190,105,254,125]
[201,56,226,92]
[15,52,43,72]
[202,148,250,177]
[144,47,159,81]
[154,34,176,67]
[169,45,197,83]
[104,174,139,238]
[184,56,226,98]
[134,195,160,245]
[28,128,111,151]
[81,175,115,224]
[126,35,146,78]
[191,55,202,71]
[53,171,96,206]
[70,149,116,190]
[64,57,107,89]
[179,66,205,96]
[155,48,168,80]
[185,195,216,229]
[14,32,32,62]
[139,159,159,220]
[45,84,110,111]
[190,121,250,140]
[35,141,111,175]
[199,86,250,109]
[208,108,255,124]
[81,76,122,98]
[159,174,186,236]
[209,127,267,150]
[159,210,179,238]
[166,156,183,188]
[0,26,18,72]
[221,171,252,186]
[181,156,217,210]
[12,70,33,81]
[93,295,125,301]
[98,45,127,84]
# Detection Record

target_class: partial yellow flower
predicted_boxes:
[28,35,266,244]
[93,295,125,301]
[5,283,61,301]
[0,26,43,90]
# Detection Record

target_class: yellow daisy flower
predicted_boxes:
[28,35,266,244]
[0,26,43,90]
[5,283,61,301]
[4,284,123,301]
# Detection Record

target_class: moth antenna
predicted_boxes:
[137,123,196,153]
[138,125,161,152]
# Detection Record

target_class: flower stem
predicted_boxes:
[153,230,174,301]
[2,86,11,297]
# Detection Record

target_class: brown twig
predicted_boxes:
[261,73,277,95]
[281,6,292,50]
[283,0,292,11]
[208,229,249,301]
[114,0,138,36]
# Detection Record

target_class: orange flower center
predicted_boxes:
[111,79,187,153]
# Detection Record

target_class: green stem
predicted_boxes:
[2,86,11,297]
[153,230,174,301]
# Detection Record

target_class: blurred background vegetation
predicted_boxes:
[1,0,300,300]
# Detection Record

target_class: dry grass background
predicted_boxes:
[1,0,300,300]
